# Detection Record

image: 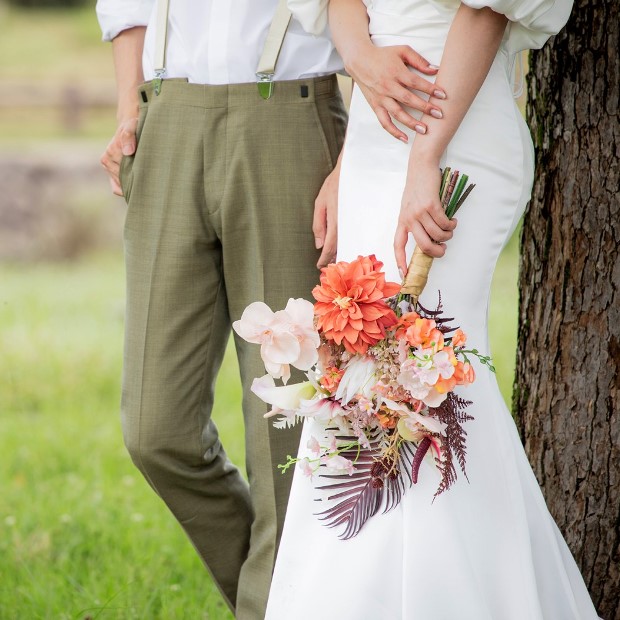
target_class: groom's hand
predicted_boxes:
[101,115,138,196]
[347,44,446,142]
[313,156,342,269]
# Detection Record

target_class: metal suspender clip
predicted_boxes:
[256,72,275,100]
[153,68,166,96]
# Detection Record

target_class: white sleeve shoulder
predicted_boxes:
[429,0,573,53]
[287,0,329,35]
[96,0,156,42]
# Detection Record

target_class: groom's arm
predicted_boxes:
[96,0,151,195]
[99,26,146,196]
[329,0,447,142]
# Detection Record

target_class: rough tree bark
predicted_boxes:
[516,1,619,618]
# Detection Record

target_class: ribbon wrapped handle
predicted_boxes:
[400,247,433,302]
[398,168,475,302]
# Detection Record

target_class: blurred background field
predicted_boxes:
[0,3,520,619]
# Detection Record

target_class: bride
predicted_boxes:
[265,0,601,618]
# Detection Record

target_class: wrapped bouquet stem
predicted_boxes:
[401,168,476,302]
[234,169,493,539]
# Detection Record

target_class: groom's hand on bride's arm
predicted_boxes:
[349,45,446,142]
[313,154,343,269]
[329,0,445,142]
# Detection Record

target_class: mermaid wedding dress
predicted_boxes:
[266,1,600,618]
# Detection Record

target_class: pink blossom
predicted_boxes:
[397,353,448,407]
[320,454,355,475]
[307,435,321,456]
[298,458,314,478]
[433,350,456,379]
[233,299,319,383]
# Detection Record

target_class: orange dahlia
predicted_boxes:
[312,255,400,354]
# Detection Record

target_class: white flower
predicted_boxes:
[335,356,378,405]
[383,398,447,436]
[299,397,346,422]
[421,387,447,408]
[251,374,316,415]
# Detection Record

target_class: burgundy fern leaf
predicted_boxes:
[314,429,414,539]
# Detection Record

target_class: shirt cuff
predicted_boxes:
[96,0,155,42]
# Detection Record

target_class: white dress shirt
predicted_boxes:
[96,0,343,84]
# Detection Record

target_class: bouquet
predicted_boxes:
[234,169,492,538]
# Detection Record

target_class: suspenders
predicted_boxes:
[255,1,293,99]
[152,0,292,99]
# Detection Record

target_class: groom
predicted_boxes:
[97,1,442,617]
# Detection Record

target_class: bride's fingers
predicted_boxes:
[412,220,447,258]
[420,211,454,243]
[394,223,410,277]
[429,201,456,232]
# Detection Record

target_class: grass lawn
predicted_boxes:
[0,238,519,619]
[0,4,117,144]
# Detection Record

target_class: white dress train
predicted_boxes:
[266,1,600,618]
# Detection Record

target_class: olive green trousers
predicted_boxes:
[119,75,347,619]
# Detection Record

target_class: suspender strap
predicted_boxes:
[152,0,170,95]
[256,0,292,99]
[151,0,292,99]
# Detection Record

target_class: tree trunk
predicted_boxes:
[516,1,619,618]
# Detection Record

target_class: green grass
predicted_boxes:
[0,3,117,143]
[0,4,111,81]
[0,253,237,620]
[0,234,519,618]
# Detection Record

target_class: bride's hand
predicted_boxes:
[394,160,457,274]
[347,43,446,142]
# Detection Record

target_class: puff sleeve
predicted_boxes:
[428,0,573,54]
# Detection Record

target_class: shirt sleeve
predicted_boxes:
[287,0,329,35]
[428,0,573,54]
[96,0,156,42]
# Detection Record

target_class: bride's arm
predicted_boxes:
[329,0,446,141]
[395,5,508,271]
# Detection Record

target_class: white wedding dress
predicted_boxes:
[266,1,600,618]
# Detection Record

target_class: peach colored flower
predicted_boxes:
[435,375,457,394]
[319,366,345,393]
[375,408,398,429]
[405,318,444,352]
[452,328,467,347]
[394,311,421,340]
[454,361,476,385]
[312,255,400,354]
